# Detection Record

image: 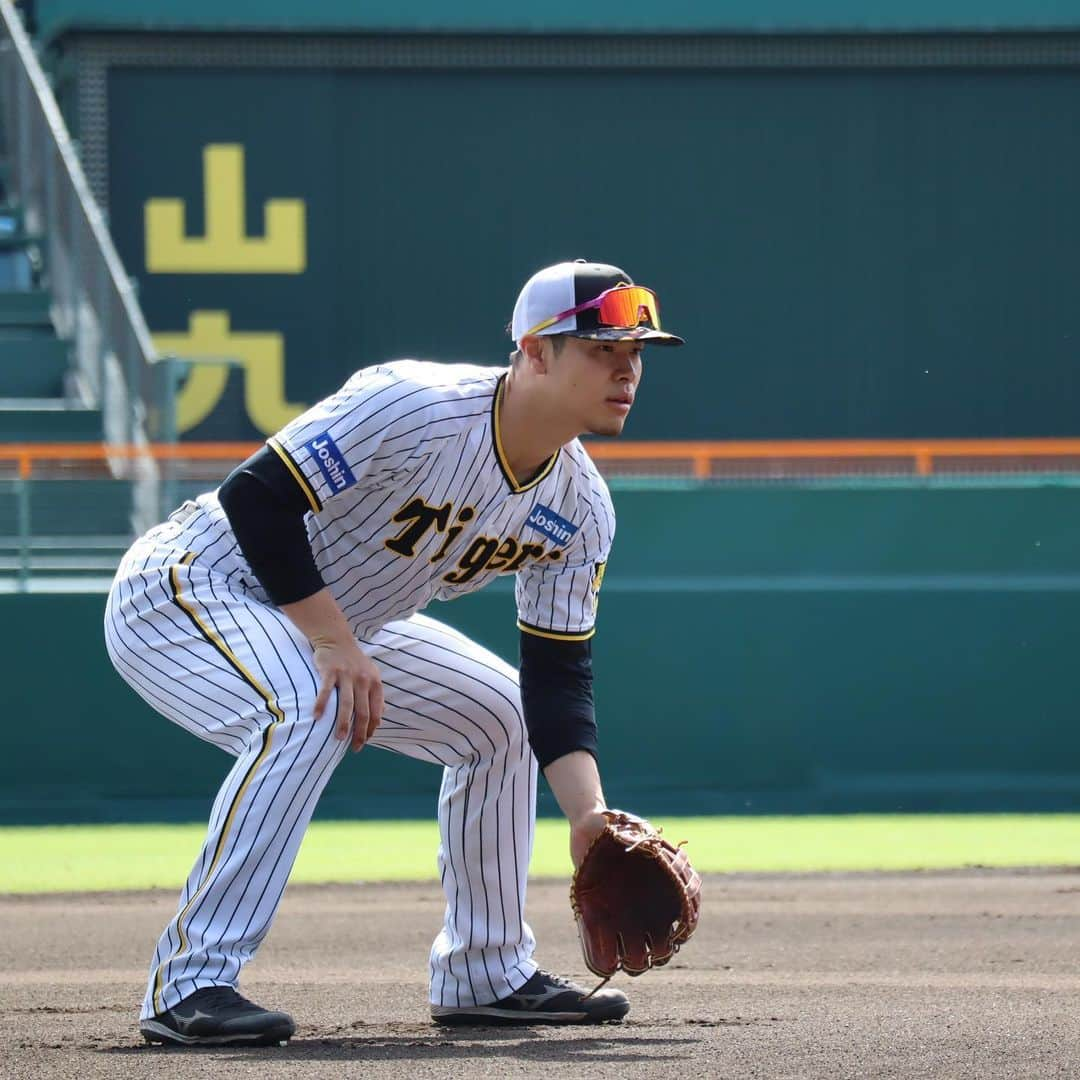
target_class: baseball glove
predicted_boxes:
[570,810,701,978]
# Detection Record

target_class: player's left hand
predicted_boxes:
[569,810,610,869]
[570,810,702,978]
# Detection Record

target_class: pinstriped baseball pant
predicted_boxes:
[104,531,538,1019]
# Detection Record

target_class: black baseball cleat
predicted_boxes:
[430,969,630,1026]
[139,986,295,1047]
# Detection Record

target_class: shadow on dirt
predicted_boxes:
[102,1029,700,1064]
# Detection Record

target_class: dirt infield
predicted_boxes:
[2,869,1078,1079]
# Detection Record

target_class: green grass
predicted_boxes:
[1,814,1077,894]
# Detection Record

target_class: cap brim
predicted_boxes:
[568,327,685,347]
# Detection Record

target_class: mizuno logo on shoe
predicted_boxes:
[171,1008,217,1032]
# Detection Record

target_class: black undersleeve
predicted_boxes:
[518,631,598,769]
[218,445,326,606]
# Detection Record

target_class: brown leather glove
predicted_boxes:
[570,810,702,978]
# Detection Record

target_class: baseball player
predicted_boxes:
[104,259,684,1046]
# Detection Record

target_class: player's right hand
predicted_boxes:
[311,639,384,751]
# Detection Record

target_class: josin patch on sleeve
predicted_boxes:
[304,433,357,494]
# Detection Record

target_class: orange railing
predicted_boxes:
[582,438,1080,478]
[0,443,260,479]
[4,439,1080,479]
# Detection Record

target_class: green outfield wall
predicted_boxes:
[31,0,1080,38]
[6,484,1079,824]
[46,40,1080,445]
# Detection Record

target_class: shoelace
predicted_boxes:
[184,986,254,1012]
[536,969,613,1002]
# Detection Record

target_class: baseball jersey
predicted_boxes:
[183,360,615,642]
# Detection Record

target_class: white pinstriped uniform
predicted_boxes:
[104,360,614,1019]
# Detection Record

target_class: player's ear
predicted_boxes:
[519,335,549,373]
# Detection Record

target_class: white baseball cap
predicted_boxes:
[510,259,684,346]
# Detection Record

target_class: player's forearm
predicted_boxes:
[280,588,356,648]
[543,750,606,825]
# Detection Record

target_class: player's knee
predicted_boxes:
[484,680,528,758]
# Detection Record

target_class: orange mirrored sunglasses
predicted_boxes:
[525,284,661,337]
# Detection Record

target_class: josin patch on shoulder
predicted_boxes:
[305,432,357,493]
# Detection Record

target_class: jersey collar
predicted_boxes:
[491,373,559,494]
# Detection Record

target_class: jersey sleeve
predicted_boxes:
[267,365,480,512]
[514,480,615,642]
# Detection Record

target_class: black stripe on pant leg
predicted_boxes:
[169,557,285,726]
[216,606,328,953]
[117,571,255,747]
[149,558,285,1014]
[202,718,335,973]
[154,722,279,1012]
[184,722,298,986]
[174,594,318,986]
[375,668,492,1001]
[106,617,249,755]
[406,630,531,967]
[195,602,343,984]
[236,724,344,953]
[377,625,530,999]
[380,636,524,985]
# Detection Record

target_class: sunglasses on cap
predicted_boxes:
[524,284,663,338]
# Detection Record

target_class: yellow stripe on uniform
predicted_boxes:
[517,619,596,642]
[491,376,559,493]
[169,556,284,725]
[267,436,322,513]
[151,554,285,1014]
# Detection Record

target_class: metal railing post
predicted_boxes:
[0,0,161,562]
[13,38,28,206]
[15,474,31,592]
[158,355,180,518]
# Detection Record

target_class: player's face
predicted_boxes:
[548,336,644,437]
